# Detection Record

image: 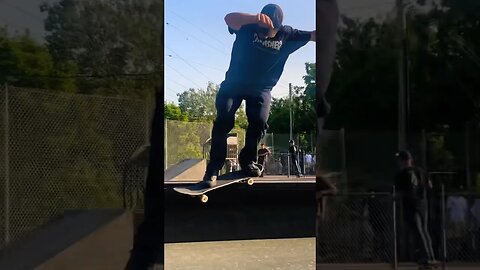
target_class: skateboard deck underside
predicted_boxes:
[173,168,261,198]
[173,178,250,196]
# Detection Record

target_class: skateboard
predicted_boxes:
[173,166,262,203]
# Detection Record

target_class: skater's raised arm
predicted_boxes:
[224,12,274,31]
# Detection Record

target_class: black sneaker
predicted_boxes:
[240,162,263,177]
[202,171,218,188]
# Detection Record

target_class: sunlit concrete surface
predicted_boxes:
[165,238,315,270]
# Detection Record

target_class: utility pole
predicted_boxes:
[289,83,293,141]
[396,0,408,151]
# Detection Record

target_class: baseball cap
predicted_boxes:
[261,4,283,29]
[395,150,413,161]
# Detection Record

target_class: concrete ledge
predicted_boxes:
[164,159,205,181]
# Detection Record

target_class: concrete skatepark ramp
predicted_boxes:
[164,158,206,181]
[0,209,133,270]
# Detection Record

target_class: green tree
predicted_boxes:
[303,62,316,97]
[41,0,163,99]
[177,81,248,127]
[0,27,76,91]
[326,16,398,131]
[268,86,315,135]
[268,63,316,135]
[164,103,188,121]
[326,1,480,131]
[177,82,218,121]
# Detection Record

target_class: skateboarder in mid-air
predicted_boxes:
[288,140,303,177]
[202,3,316,187]
[257,143,271,177]
[395,150,438,268]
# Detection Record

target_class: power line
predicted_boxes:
[0,19,29,32]
[165,88,179,100]
[165,87,180,95]
[166,22,229,56]
[3,1,44,22]
[167,79,189,90]
[166,54,225,72]
[165,64,203,89]
[166,46,212,81]
[165,88,177,95]
[169,10,230,48]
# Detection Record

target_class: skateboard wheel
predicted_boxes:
[200,194,208,203]
[247,179,254,185]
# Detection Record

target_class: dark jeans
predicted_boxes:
[291,156,302,175]
[206,86,271,174]
[406,209,436,263]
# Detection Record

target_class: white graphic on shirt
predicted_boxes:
[253,33,283,51]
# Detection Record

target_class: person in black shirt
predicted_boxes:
[257,143,271,177]
[395,150,437,267]
[289,139,303,177]
[202,4,316,187]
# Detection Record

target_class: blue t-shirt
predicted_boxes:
[222,24,311,90]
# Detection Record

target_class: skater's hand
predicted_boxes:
[256,13,274,30]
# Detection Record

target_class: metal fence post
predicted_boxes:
[441,183,447,269]
[145,94,151,145]
[271,132,274,156]
[465,123,471,191]
[287,155,290,178]
[3,83,10,245]
[393,185,398,270]
[421,129,427,171]
[340,128,347,193]
[164,120,168,169]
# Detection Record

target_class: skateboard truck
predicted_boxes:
[194,178,254,203]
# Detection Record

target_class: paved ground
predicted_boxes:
[164,237,480,270]
[164,238,315,270]
[316,264,480,270]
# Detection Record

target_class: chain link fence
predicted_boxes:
[164,120,247,170]
[444,193,480,263]
[164,123,324,175]
[261,130,344,176]
[317,193,394,263]
[262,133,312,176]
[0,85,149,249]
[317,189,480,266]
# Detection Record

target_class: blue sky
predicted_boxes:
[164,0,317,102]
[0,0,396,102]
[163,0,396,102]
